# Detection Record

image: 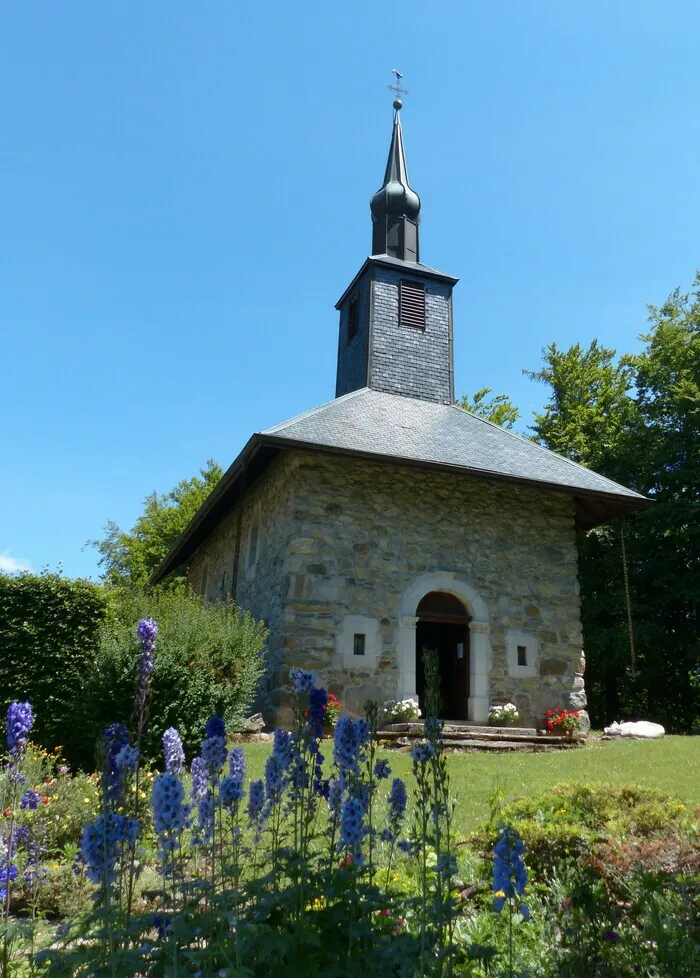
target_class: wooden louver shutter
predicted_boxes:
[347,294,358,341]
[399,279,426,329]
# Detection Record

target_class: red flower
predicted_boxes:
[42,797,50,805]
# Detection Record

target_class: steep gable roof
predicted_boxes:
[152,387,647,583]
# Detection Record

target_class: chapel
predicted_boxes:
[153,94,646,728]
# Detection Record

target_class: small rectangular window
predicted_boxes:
[353,633,366,657]
[517,645,527,667]
[347,294,359,342]
[399,279,426,329]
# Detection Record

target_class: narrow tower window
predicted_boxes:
[347,294,359,342]
[517,645,528,667]
[399,279,426,329]
[353,633,366,657]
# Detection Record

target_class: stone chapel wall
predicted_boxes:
[185,454,300,706]
[272,452,585,727]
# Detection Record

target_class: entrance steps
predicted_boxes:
[377,721,583,752]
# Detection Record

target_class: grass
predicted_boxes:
[238,734,700,839]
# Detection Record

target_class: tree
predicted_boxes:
[457,387,520,429]
[526,279,700,730]
[90,459,223,588]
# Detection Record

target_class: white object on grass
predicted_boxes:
[604,720,665,739]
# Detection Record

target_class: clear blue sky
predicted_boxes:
[2,1,698,580]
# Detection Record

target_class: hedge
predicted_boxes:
[0,571,108,764]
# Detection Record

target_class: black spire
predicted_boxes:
[370,95,421,263]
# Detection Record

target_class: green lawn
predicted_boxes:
[239,735,700,839]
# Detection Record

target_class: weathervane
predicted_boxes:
[388,68,408,109]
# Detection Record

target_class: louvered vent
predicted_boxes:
[399,279,426,329]
[347,294,358,342]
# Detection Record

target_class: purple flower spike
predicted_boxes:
[163,728,185,776]
[6,702,34,759]
[136,618,158,684]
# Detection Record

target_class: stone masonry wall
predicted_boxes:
[187,450,587,729]
[186,454,301,709]
[274,452,585,727]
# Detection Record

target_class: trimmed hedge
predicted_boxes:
[0,571,108,764]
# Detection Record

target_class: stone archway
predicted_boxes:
[396,572,492,723]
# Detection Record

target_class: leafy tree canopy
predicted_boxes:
[526,276,700,730]
[457,387,520,429]
[89,459,223,588]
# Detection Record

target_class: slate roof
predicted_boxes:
[152,387,648,583]
[263,388,643,501]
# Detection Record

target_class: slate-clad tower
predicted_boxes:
[335,100,458,405]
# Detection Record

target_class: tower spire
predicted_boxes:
[370,72,421,263]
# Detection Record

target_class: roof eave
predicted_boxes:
[150,434,264,585]
[335,256,459,309]
[258,433,649,528]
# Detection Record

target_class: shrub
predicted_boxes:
[472,781,695,880]
[82,587,267,763]
[0,570,108,765]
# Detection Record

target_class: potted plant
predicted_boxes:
[324,693,341,735]
[544,707,582,739]
[383,699,422,724]
[488,703,520,727]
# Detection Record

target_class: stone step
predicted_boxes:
[378,727,578,746]
[377,724,583,752]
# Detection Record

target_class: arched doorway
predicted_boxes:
[416,591,471,720]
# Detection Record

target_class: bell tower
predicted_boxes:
[335,78,458,405]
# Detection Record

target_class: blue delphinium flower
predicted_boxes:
[23,828,48,888]
[79,813,138,884]
[340,796,367,862]
[115,745,140,771]
[163,727,185,775]
[197,794,214,843]
[6,702,34,760]
[136,618,158,681]
[247,778,265,842]
[381,778,407,843]
[307,687,328,738]
[190,757,207,803]
[20,789,41,811]
[410,741,435,764]
[201,735,227,780]
[152,773,188,853]
[289,668,314,695]
[101,723,130,806]
[264,752,285,809]
[437,852,458,881]
[0,863,18,901]
[328,777,343,816]
[374,758,391,781]
[333,716,368,778]
[492,825,529,918]
[272,728,292,769]
[220,747,245,810]
[220,775,245,810]
[228,747,246,780]
[205,716,226,739]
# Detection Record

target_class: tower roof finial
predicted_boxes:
[370,70,421,262]
[388,68,408,111]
